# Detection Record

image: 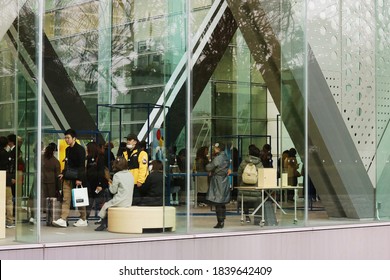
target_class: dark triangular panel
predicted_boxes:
[7,4,101,140]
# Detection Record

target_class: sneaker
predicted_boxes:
[29,217,36,225]
[52,218,67,228]
[73,219,88,227]
[6,223,15,228]
[245,216,251,223]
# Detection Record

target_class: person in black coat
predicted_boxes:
[103,141,115,171]
[0,136,14,228]
[53,129,87,228]
[0,136,9,179]
[136,160,164,206]
[6,134,17,228]
[85,141,109,219]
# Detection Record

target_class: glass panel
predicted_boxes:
[190,0,273,231]
[0,0,21,242]
[12,0,41,243]
[305,0,376,224]
[37,0,187,241]
[0,0,386,248]
[279,0,306,224]
[167,0,187,233]
[376,0,390,221]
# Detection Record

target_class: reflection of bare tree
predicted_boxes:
[52,3,131,95]
[226,1,281,96]
[226,0,306,156]
[49,0,172,100]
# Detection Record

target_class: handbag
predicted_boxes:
[63,167,79,180]
[72,184,89,207]
[103,188,113,202]
[63,149,79,180]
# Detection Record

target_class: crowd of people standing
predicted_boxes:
[49,129,164,231]
[0,128,164,231]
[3,127,306,231]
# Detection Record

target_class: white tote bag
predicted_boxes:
[72,185,89,207]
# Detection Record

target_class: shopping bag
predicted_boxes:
[72,185,89,207]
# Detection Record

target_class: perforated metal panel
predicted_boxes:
[307,0,376,181]
[375,0,390,178]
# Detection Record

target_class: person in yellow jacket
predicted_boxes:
[121,133,149,205]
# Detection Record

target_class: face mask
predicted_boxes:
[5,146,10,152]
[126,144,134,150]
[148,165,153,172]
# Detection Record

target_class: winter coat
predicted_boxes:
[237,155,263,186]
[284,156,301,186]
[42,156,61,184]
[0,148,11,186]
[63,142,86,182]
[205,152,231,204]
[138,171,164,206]
[237,155,263,204]
[106,170,134,208]
[85,155,108,197]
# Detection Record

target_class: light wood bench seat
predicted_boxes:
[108,206,176,233]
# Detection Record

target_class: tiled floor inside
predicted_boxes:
[0,198,379,247]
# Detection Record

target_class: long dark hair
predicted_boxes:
[86,141,99,159]
[196,146,208,160]
[44,144,55,160]
[0,136,8,149]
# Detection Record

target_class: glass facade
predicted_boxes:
[0,0,388,245]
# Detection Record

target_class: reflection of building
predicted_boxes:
[0,1,390,259]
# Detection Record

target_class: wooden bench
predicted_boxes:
[108,206,176,233]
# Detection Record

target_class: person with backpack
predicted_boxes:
[237,145,263,223]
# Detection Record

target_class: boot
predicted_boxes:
[95,217,107,231]
[213,222,224,228]
[213,216,225,228]
[214,205,225,228]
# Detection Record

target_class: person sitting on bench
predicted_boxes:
[136,160,164,206]
[95,157,134,231]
